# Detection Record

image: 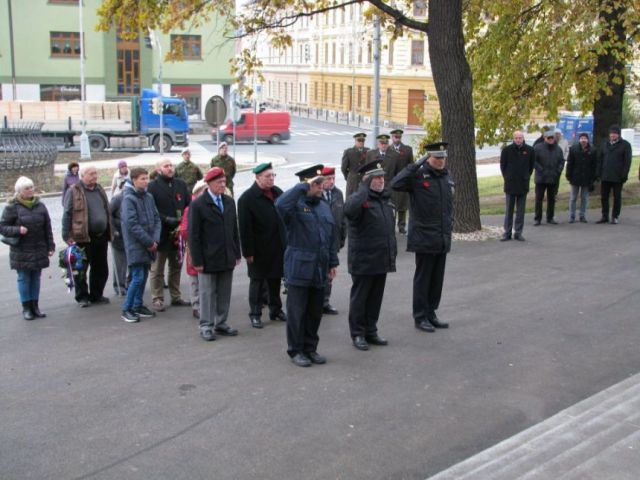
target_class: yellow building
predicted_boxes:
[253,3,439,128]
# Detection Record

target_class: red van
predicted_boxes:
[215,111,291,144]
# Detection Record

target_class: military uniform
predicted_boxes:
[365,147,401,186]
[341,133,370,197]
[175,160,203,193]
[210,154,237,197]
[389,129,414,233]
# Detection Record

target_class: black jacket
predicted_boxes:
[566,143,597,187]
[323,186,347,249]
[597,139,632,183]
[237,182,286,279]
[109,193,125,251]
[391,162,453,254]
[500,142,535,195]
[147,174,190,251]
[188,192,240,273]
[0,197,55,271]
[344,183,397,275]
[533,142,565,184]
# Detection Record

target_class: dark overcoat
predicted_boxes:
[500,142,535,195]
[237,182,286,279]
[341,146,370,197]
[533,143,565,184]
[147,174,190,251]
[597,139,632,183]
[323,186,347,249]
[566,143,597,187]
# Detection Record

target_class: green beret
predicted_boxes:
[252,162,273,174]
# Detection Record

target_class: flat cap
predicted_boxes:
[353,133,367,140]
[295,164,324,182]
[358,161,385,177]
[426,142,449,158]
[389,129,404,136]
[377,134,390,141]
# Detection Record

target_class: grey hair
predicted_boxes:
[79,164,97,177]
[14,176,34,194]
[156,158,172,169]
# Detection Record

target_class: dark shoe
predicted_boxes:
[579,217,588,223]
[596,217,609,224]
[533,220,541,226]
[214,324,238,336]
[192,309,200,319]
[250,316,263,329]
[513,233,525,241]
[365,334,388,346]
[307,351,327,364]
[171,298,190,307]
[323,305,339,315]
[269,310,287,322]
[163,282,169,289]
[547,219,558,225]
[91,296,110,305]
[611,217,619,224]
[399,226,407,235]
[78,298,90,308]
[200,329,216,341]
[427,313,449,329]
[569,218,575,224]
[415,320,435,332]
[152,300,166,312]
[32,301,46,318]
[500,233,512,242]
[22,302,35,321]
[121,310,140,323]
[133,305,156,318]
[291,353,311,367]
[352,335,369,351]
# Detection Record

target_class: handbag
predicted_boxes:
[1,234,19,246]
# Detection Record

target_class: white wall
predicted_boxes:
[14,84,40,101]
[201,84,224,118]
[86,84,106,101]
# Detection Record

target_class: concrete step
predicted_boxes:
[428,374,640,480]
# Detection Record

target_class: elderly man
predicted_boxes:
[500,130,535,241]
[596,125,632,224]
[238,162,287,329]
[533,130,565,225]
[341,133,370,197]
[344,161,397,351]
[147,158,191,311]
[175,147,203,192]
[62,165,112,307]
[321,166,346,315]
[390,129,414,234]
[276,164,339,367]
[391,142,453,332]
[188,167,241,341]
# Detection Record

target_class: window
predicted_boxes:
[325,43,329,64]
[170,35,201,60]
[367,42,372,64]
[358,45,362,64]
[171,85,200,117]
[340,85,344,106]
[304,83,308,103]
[315,82,318,101]
[40,84,80,101]
[411,40,424,65]
[324,83,328,103]
[413,0,427,17]
[386,88,392,114]
[116,32,140,95]
[340,44,344,64]
[357,85,362,108]
[332,83,336,104]
[332,43,336,64]
[388,40,394,65]
[50,32,82,57]
[366,86,371,110]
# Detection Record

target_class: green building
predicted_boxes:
[0,0,235,118]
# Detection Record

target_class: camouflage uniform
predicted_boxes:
[175,160,203,192]
[210,154,237,197]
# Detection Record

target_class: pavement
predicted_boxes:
[1,194,639,479]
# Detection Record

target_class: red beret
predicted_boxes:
[204,167,225,183]
[321,166,336,176]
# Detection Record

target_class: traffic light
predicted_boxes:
[151,97,161,115]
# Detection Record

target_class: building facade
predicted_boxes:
[252,3,439,128]
[0,0,234,119]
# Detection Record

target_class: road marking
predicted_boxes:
[289,151,315,154]
[278,162,312,169]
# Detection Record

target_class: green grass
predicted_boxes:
[478,156,640,215]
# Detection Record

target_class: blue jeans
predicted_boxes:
[17,269,42,303]
[123,264,150,312]
[569,185,589,220]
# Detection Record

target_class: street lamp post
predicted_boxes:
[371,16,381,146]
[79,0,91,160]
[155,32,164,155]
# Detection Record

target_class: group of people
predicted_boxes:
[499,124,634,241]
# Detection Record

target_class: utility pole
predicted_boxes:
[155,31,164,155]
[7,0,17,100]
[79,0,91,160]
[372,16,381,146]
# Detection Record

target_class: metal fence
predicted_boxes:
[0,121,57,170]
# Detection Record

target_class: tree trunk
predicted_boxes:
[427,0,480,233]
[592,0,628,148]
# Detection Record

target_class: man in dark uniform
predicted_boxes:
[341,133,370,198]
[389,129,414,234]
[366,134,401,192]
[238,162,287,329]
[276,165,339,367]
[596,125,632,224]
[391,142,453,332]
[320,166,346,315]
[344,161,397,351]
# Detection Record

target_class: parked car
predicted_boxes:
[556,114,594,145]
[213,111,291,144]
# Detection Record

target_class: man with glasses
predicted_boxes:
[533,130,565,226]
[238,163,287,329]
[341,133,370,197]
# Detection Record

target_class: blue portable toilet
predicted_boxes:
[556,113,593,145]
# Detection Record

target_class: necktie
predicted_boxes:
[216,196,224,213]
[326,190,332,204]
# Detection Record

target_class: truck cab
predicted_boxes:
[139,89,189,151]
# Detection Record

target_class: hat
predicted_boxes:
[295,164,324,182]
[390,129,404,136]
[425,142,449,158]
[181,147,190,154]
[544,130,555,138]
[353,133,367,140]
[218,142,228,150]
[117,160,128,168]
[358,161,385,177]
[204,167,225,183]
[320,166,336,176]
[192,179,207,195]
[609,124,621,134]
[253,162,273,174]
[377,134,390,142]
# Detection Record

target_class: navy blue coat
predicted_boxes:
[120,183,161,266]
[276,183,339,288]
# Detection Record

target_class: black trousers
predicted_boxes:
[348,273,387,337]
[75,235,109,303]
[600,181,623,220]
[534,183,558,222]
[249,277,282,317]
[397,210,407,229]
[504,193,527,235]
[286,285,324,357]
[413,253,447,322]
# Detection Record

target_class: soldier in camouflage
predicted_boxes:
[175,148,203,193]
[210,142,237,197]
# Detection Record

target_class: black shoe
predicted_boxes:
[91,296,110,305]
[547,219,558,225]
[365,334,388,346]
[214,324,238,336]
[269,310,287,322]
[323,305,339,315]
[579,217,588,223]
[307,352,327,364]
[121,310,140,323]
[163,282,169,289]
[31,301,46,318]
[500,233,512,242]
[250,316,263,329]
[534,220,541,226]
[78,298,90,308]
[133,305,156,318]
[399,226,407,235]
[596,217,609,224]
[352,335,369,350]
[611,217,619,224]
[22,302,35,321]
[200,329,216,341]
[415,320,435,332]
[171,298,190,307]
[291,353,311,367]
[427,313,449,329]
[513,233,525,241]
